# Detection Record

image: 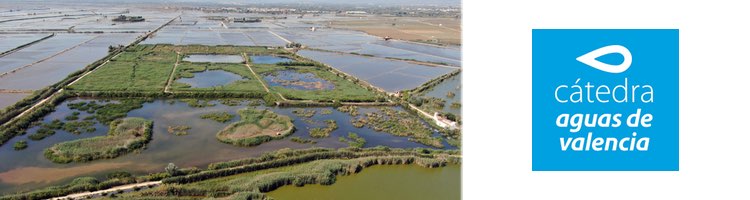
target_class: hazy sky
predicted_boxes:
[11,0,461,6]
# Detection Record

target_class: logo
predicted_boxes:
[532,29,679,171]
[576,45,632,73]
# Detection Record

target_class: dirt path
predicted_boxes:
[49,181,162,200]
[164,52,181,93]
[242,52,272,93]
[268,30,292,44]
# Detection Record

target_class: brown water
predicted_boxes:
[0,98,452,194]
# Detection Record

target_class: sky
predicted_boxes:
[10,0,461,6]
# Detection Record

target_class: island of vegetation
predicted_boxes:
[44,117,153,163]
[200,112,234,123]
[309,119,338,138]
[216,108,294,147]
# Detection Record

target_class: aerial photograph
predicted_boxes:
[0,0,461,199]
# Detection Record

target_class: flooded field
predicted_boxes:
[422,74,461,116]
[0,34,50,53]
[268,164,461,200]
[0,93,28,110]
[0,98,452,194]
[176,70,245,88]
[0,34,94,74]
[0,4,461,198]
[276,28,461,66]
[264,70,335,90]
[297,49,456,92]
[183,54,244,63]
[251,55,293,64]
[0,33,141,90]
[141,14,289,46]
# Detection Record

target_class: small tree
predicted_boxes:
[165,163,179,176]
[445,113,457,121]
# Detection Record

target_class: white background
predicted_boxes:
[464,0,750,199]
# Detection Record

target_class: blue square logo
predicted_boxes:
[532,29,679,171]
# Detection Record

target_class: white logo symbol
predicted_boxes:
[576,45,632,73]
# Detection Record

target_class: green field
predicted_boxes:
[66,44,381,103]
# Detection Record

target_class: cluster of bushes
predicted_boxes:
[162,148,458,185]
[0,93,69,147]
[290,136,317,144]
[0,171,170,200]
[200,112,234,123]
[354,107,442,148]
[309,120,337,138]
[339,132,366,148]
[5,147,459,200]
[140,154,457,199]
[44,117,153,163]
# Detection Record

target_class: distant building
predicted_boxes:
[345,11,367,15]
[233,17,261,23]
[206,16,226,21]
[112,15,144,22]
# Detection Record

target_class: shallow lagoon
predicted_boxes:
[251,55,294,64]
[423,74,461,116]
[263,70,334,90]
[0,98,453,194]
[176,70,244,88]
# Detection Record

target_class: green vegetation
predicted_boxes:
[165,163,179,176]
[60,120,96,134]
[219,99,242,106]
[28,119,63,140]
[290,136,317,144]
[253,64,381,102]
[64,112,80,121]
[451,102,461,109]
[180,99,216,107]
[170,62,266,92]
[67,99,147,124]
[339,132,366,148]
[6,147,460,200]
[200,112,234,123]
[68,44,283,93]
[320,109,333,115]
[309,119,337,138]
[13,140,28,150]
[216,108,294,147]
[355,108,443,148]
[336,105,359,116]
[292,108,316,118]
[102,148,459,199]
[44,117,153,163]
[167,125,191,136]
[68,45,176,91]
[446,91,455,98]
[409,96,445,111]
[28,117,97,140]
